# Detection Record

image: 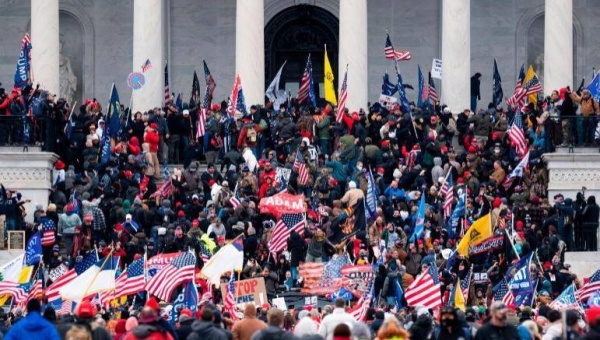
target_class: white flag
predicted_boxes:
[266,61,287,103]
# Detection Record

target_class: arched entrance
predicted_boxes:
[265,5,339,105]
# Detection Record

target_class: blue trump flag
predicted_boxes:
[25,231,42,266]
[14,34,32,89]
[394,61,411,111]
[410,193,426,242]
[446,192,466,239]
[588,73,600,103]
[382,72,399,96]
[107,84,121,138]
[175,93,183,112]
[508,253,535,306]
[417,65,426,108]
[393,278,404,309]
[365,169,378,223]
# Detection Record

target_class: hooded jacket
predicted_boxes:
[232,304,267,340]
[187,320,229,340]
[4,311,61,340]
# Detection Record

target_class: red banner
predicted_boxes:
[259,193,305,217]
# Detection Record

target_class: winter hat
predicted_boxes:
[55,160,66,170]
[192,219,200,228]
[76,301,97,319]
[146,297,160,313]
[125,316,138,331]
[587,306,600,325]
[53,245,60,252]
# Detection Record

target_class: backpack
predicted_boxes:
[246,125,257,143]
[317,176,329,193]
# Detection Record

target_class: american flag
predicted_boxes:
[45,251,98,302]
[27,279,43,302]
[506,64,526,108]
[0,281,26,303]
[21,33,31,49]
[200,242,212,263]
[229,183,241,209]
[405,264,442,309]
[146,252,196,301]
[493,279,515,306]
[299,255,350,295]
[115,257,145,298]
[523,69,543,95]
[384,34,411,61]
[58,300,74,315]
[440,173,454,219]
[407,147,420,172]
[196,108,206,138]
[349,278,374,321]
[428,72,439,103]
[203,60,216,108]
[293,150,309,186]
[507,109,528,156]
[576,268,600,302]
[336,67,348,123]
[229,76,241,118]
[141,59,152,73]
[224,269,237,320]
[164,63,170,105]
[41,218,56,246]
[269,213,305,254]
[503,151,529,191]
[200,283,213,304]
[296,54,316,106]
[149,179,173,198]
[461,266,472,298]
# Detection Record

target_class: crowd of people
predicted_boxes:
[0,71,599,340]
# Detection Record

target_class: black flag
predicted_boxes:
[493,58,504,107]
[190,71,201,108]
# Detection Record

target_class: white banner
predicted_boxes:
[378,94,398,110]
[431,59,443,79]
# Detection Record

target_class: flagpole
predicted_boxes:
[81,249,116,300]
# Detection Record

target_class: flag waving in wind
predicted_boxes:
[410,193,426,242]
[107,84,121,138]
[503,152,529,190]
[14,33,32,89]
[336,66,348,123]
[324,48,337,105]
[384,34,411,61]
[203,60,216,108]
[228,76,241,118]
[146,252,195,301]
[297,54,317,107]
[190,71,201,108]
[59,256,120,302]
[493,59,504,107]
[506,64,526,109]
[417,65,428,108]
[507,110,528,156]
[266,62,287,105]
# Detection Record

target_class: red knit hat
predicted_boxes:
[77,301,97,318]
[55,160,66,170]
[146,297,160,312]
[588,306,600,325]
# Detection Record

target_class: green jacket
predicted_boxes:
[324,160,346,182]
[316,115,331,140]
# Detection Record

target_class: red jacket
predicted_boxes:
[237,123,261,149]
[144,130,160,153]
[0,98,10,116]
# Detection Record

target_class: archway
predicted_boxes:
[265,5,339,105]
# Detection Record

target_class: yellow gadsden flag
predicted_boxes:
[454,278,466,311]
[457,213,492,256]
[524,65,542,108]
[324,48,337,105]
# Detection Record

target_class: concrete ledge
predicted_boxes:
[564,251,600,279]
[542,152,600,200]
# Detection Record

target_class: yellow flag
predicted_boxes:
[18,266,33,284]
[457,213,492,256]
[0,295,9,305]
[324,48,337,105]
[454,278,466,311]
[524,65,541,108]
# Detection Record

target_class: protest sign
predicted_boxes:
[49,264,69,282]
[431,59,442,79]
[468,235,504,256]
[259,193,305,217]
[220,277,267,307]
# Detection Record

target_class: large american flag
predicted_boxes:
[146,252,196,301]
[293,150,309,186]
[224,269,237,320]
[384,34,411,61]
[296,55,316,106]
[45,251,98,302]
[576,268,600,302]
[203,60,216,108]
[269,213,305,254]
[405,264,442,309]
[0,281,27,303]
[428,72,439,103]
[506,64,526,108]
[493,278,515,306]
[27,280,43,302]
[229,183,241,209]
[149,179,173,198]
[349,278,374,321]
[336,67,348,123]
[58,300,74,315]
[115,257,145,298]
[41,218,56,246]
[196,108,206,138]
[299,256,350,295]
[507,109,528,156]
[440,173,454,220]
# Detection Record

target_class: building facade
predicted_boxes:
[0,0,598,112]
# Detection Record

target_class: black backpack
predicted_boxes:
[317,176,329,193]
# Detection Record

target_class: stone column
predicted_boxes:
[441,0,470,112]
[339,0,368,111]
[133,0,164,112]
[31,0,60,96]
[544,0,573,93]
[236,0,264,108]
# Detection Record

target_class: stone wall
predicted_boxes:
[0,0,598,108]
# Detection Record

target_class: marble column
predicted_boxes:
[31,0,60,96]
[235,0,264,108]
[441,0,470,112]
[132,0,164,112]
[544,0,573,94]
[339,0,368,111]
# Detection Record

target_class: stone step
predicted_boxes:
[564,251,600,279]
[554,147,600,154]
[0,146,43,153]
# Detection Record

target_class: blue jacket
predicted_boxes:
[5,312,60,340]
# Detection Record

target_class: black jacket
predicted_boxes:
[187,321,229,340]
[287,231,307,267]
[582,196,599,226]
